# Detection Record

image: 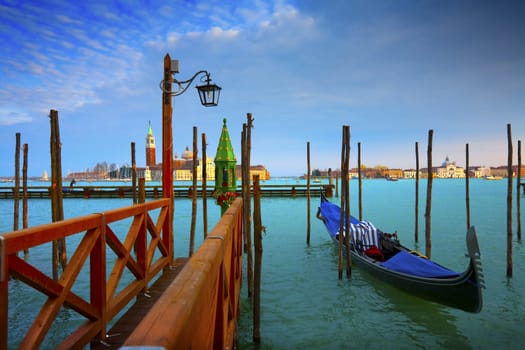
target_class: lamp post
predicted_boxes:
[160,53,221,263]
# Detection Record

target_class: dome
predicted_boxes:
[182,146,193,160]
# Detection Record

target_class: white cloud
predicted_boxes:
[0,110,32,126]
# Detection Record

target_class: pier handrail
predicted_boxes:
[0,198,171,349]
[123,197,243,349]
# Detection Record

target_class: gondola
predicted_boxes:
[316,194,485,313]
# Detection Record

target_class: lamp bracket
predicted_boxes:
[160,70,211,97]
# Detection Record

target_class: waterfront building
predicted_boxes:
[236,164,271,181]
[174,146,215,181]
[386,168,403,179]
[403,169,419,179]
[436,156,465,178]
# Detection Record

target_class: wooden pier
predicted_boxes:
[1,198,243,349]
[0,183,327,199]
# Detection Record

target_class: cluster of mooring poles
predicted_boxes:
[303,124,522,279]
[11,109,147,281]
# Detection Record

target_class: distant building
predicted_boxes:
[474,166,492,178]
[436,156,465,178]
[235,164,271,181]
[403,169,419,179]
[141,124,217,181]
[174,146,215,181]
[145,121,156,167]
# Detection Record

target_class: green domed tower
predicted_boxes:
[214,118,237,214]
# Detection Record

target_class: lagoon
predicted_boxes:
[1,178,524,349]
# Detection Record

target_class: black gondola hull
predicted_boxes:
[318,195,484,313]
[344,246,482,313]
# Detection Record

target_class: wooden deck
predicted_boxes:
[90,258,189,349]
[1,198,244,349]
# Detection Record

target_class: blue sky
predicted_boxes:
[1,0,524,177]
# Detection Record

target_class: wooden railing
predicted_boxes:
[0,198,171,349]
[0,183,327,199]
[122,197,243,349]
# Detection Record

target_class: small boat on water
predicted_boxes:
[316,194,485,313]
[484,175,503,180]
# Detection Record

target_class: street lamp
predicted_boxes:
[159,59,221,107]
[160,53,221,263]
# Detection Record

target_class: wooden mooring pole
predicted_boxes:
[466,143,471,230]
[415,141,419,243]
[131,142,137,204]
[338,125,352,279]
[517,140,522,241]
[344,126,352,278]
[425,129,433,259]
[506,123,513,277]
[358,141,362,221]
[189,126,198,257]
[306,141,311,245]
[13,133,20,234]
[50,109,67,279]
[202,133,208,238]
[242,113,254,298]
[253,175,262,343]
[23,143,29,256]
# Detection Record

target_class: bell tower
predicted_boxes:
[145,121,156,166]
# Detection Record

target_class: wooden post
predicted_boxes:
[335,175,339,197]
[131,142,137,204]
[344,126,352,278]
[162,54,174,264]
[202,133,208,238]
[138,178,146,204]
[358,141,362,221]
[338,131,345,280]
[23,143,29,256]
[465,143,471,230]
[425,129,433,259]
[506,123,513,277]
[415,141,419,243]
[306,141,311,245]
[517,140,522,241]
[13,133,20,234]
[242,121,253,298]
[50,110,67,278]
[327,168,333,197]
[252,175,262,343]
[189,126,198,257]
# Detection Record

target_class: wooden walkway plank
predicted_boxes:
[90,258,188,350]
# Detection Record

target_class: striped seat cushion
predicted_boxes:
[350,220,379,248]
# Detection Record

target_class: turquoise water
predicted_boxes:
[1,179,525,349]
